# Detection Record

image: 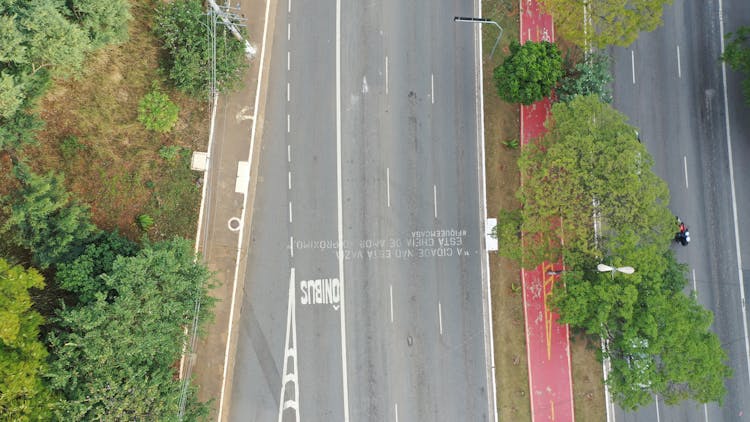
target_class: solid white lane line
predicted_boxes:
[287,51,290,71]
[287,82,290,102]
[288,171,291,190]
[289,201,293,223]
[431,73,435,104]
[385,56,389,94]
[386,167,391,207]
[389,284,394,323]
[718,0,750,385]
[704,403,709,421]
[217,0,272,416]
[433,185,437,218]
[438,302,443,335]
[631,50,636,84]
[287,145,291,162]
[676,45,682,78]
[692,269,697,293]
[336,0,350,418]
[290,236,294,257]
[683,155,689,188]
[287,114,290,133]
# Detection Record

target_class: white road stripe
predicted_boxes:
[438,302,443,335]
[385,56,389,95]
[433,185,438,218]
[336,0,350,418]
[386,167,390,207]
[389,284,394,323]
[704,403,709,422]
[288,0,291,13]
[683,155,689,188]
[287,114,290,133]
[288,171,291,190]
[287,145,291,162]
[395,403,399,422]
[631,50,636,84]
[431,73,435,104]
[287,51,290,71]
[287,82,290,102]
[288,22,290,41]
[676,45,682,79]
[692,268,697,293]
[719,0,750,384]
[290,236,294,258]
[655,395,661,422]
[289,201,293,222]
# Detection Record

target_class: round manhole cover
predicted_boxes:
[228,217,241,231]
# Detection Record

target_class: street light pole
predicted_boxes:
[597,263,635,278]
[454,16,504,59]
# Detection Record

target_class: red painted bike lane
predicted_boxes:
[519,1,575,421]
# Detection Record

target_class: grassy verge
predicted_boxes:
[18,0,208,241]
[481,1,606,420]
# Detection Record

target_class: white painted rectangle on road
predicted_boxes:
[235,161,250,194]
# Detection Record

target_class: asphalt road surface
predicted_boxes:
[610,0,750,421]
[228,0,491,421]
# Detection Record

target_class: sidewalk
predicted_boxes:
[519,1,575,421]
[181,0,277,420]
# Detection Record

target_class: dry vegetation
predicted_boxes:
[17,0,208,240]
[482,1,605,421]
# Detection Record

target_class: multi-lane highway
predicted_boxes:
[227,0,492,420]
[611,0,750,420]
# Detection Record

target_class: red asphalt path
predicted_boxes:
[519,1,575,421]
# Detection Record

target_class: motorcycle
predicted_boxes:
[675,217,690,246]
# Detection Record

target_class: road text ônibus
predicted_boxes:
[299,278,340,305]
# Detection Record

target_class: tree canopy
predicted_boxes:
[493,40,564,105]
[154,0,248,98]
[0,0,130,151]
[497,94,732,408]
[514,95,674,266]
[722,26,750,105]
[539,0,673,48]
[0,259,54,421]
[3,170,98,269]
[47,238,215,420]
[557,51,613,103]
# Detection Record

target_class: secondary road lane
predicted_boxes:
[228,0,491,420]
[610,0,750,420]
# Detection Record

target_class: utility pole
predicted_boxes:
[207,1,256,58]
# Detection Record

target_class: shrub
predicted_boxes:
[493,40,564,105]
[137,88,179,133]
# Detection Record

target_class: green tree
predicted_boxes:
[0,259,53,420]
[722,26,750,105]
[493,40,563,105]
[56,231,139,304]
[539,0,673,48]
[138,87,180,133]
[0,14,27,63]
[15,0,92,76]
[557,51,613,103]
[3,170,98,268]
[154,0,248,98]
[65,0,132,49]
[46,238,214,420]
[515,95,674,266]
[0,71,24,119]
